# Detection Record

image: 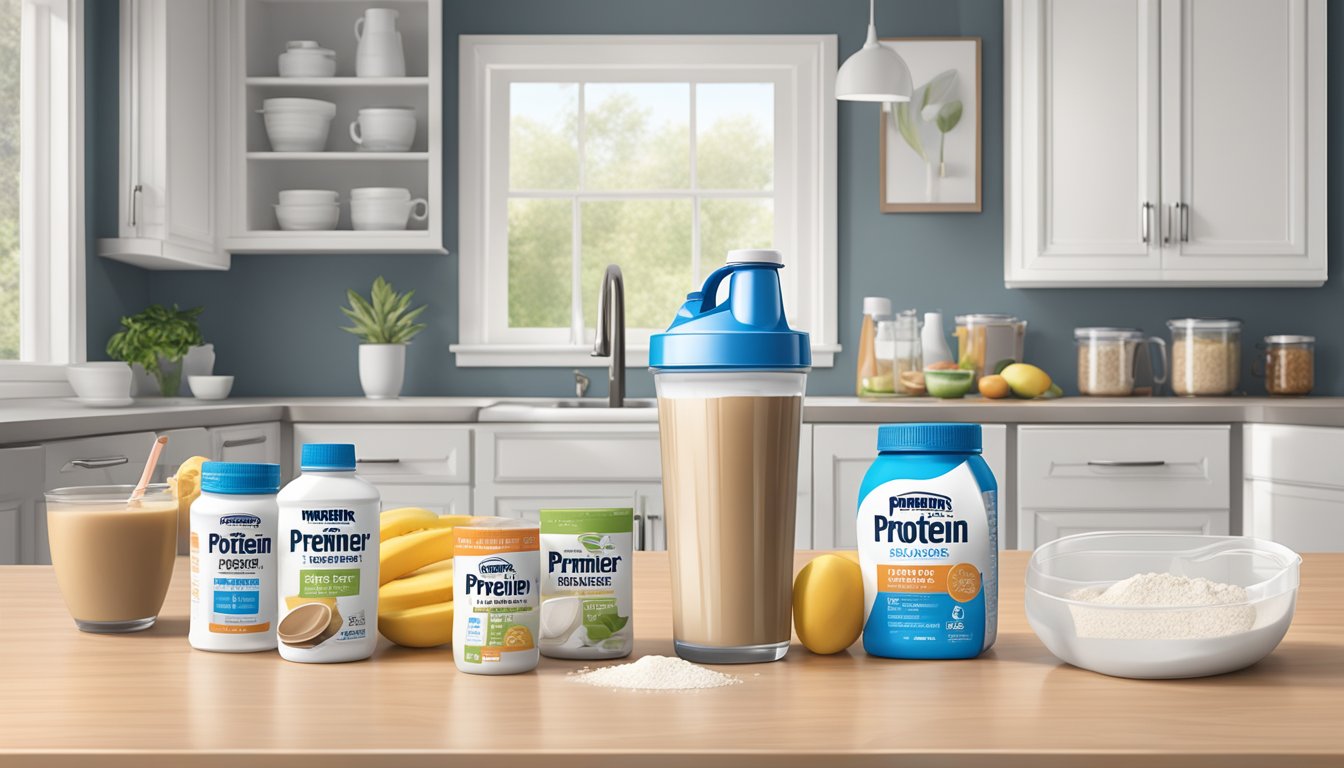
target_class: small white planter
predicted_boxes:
[358,343,406,399]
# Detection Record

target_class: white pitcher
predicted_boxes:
[354,8,405,77]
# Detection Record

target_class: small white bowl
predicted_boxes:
[66,362,133,404]
[278,189,338,206]
[188,375,234,401]
[275,203,339,231]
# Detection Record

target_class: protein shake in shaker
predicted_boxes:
[649,248,810,664]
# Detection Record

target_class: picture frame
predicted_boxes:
[878,36,982,213]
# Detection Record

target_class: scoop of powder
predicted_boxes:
[1066,572,1256,640]
[568,655,742,691]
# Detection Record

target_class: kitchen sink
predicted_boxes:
[478,399,659,422]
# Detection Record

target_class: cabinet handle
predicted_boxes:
[222,435,266,448]
[129,184,142,227]
[1162,204,1173,243]
[1086,459,1167,467]
[355,458,401,464]
[1179,202,1190,242]
[68,456,130,470]
[1140,202,1153,244]
[633,513,644,551]
[644,513,662,551]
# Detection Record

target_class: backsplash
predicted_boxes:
[85,0,1344,397]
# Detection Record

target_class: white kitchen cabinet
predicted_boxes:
[293,423,471,516]
[1005,0,1326,286]
[0,447,44,565]
[376,484,473,517]
[97,0,228,271]
[812,424,1009,551]
[1016,425,1230,549]
[209,422,281,465]
[1244,424,1344,552]
[39,432,158,564]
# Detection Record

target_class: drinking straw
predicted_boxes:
[130,435,169,502]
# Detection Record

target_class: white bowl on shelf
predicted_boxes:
[278,40,336,78]
[1025,532,1301,679]
[278,189,339,206]
[188,375,234,401]
[66,362,133,406]
[258,98,336,152]
[351,195,427,231]
[275,203,340,231]
[349,107,417,151]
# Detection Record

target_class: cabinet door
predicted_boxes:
[1006,0,1162,285]
[0,447,44,565]
[1019,508,1229,551]
[210,422,281,464]
[1245,480,1344,553]
[1159,0,1325,283]
[41,432,158,564]
[375,484,473,517]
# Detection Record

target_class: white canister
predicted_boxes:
[348,107,416,151]
[454,518,541,675]
[278,40,336,78]
[189,462,281,653]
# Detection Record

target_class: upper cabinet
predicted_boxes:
[98,0,228,270]
[1004,0,1326,287]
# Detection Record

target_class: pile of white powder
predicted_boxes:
[568,655,743,691]
[1067,572,1257,640]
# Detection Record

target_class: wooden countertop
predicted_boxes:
[1,552,1340,768]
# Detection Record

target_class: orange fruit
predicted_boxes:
[978,374,1011,399]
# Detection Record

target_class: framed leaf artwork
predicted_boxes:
[879,37,982,212]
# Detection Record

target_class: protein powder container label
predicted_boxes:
[539,508,633,660]
[454,519,540,675]
[189,462,281,653]
[857,423,998,660]
[276,444,381,664]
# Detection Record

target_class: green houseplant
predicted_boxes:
[341,277,427,399]
[105,304,205,397]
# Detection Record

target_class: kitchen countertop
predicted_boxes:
[2,395,1344,444]
[1,551,1339,767]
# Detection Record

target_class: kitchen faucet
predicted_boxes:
[591,264,625,408]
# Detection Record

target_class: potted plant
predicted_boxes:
[341,276,427,399]
[106,305,206,397]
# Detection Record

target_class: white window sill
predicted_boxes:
[0,363,75,399]
[450,344,838,369]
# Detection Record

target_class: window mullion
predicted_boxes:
[689,81,700,288]
[570,82,587,345]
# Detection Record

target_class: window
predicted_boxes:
[456,36,837,367]
[0,0,83,396]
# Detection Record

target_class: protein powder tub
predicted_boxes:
[454,518,540,675]
[539,508,633,660]
[276,444,381,664]
[189,462,281,653]
[856,423,997,660]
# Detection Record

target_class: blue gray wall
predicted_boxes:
[86,0,1344,397]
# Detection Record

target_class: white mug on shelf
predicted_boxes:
[350,187,428,230]
[354,8,405,77]
[348,107,416,152]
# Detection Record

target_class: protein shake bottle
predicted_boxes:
[276,444,380,663]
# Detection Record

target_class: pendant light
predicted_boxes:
[836,0,912,102]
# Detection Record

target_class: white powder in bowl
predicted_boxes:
[568,655,743,691]
[1067,572,1257,640]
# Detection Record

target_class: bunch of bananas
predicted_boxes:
[378,508,475,648]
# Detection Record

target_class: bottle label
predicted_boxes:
[279,503,378,653]
[455,527,540,667]
[190,516,275,636]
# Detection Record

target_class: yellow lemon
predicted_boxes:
[1000,363,1053,399]
[792,554,865,655]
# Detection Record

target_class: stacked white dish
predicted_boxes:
[276,189,340,231]
[259,98,336,152]
[349,107,416,151]
[188,375,234,401]
[278,40,336,77]
[351,187,428,230]
[1026,532,1301,679]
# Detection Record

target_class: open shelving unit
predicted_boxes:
[221,0,444,254]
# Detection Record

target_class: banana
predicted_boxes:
[379,565,453,613]
[379,507,439,541]
[379,601,454,648]
[405,559,453,579]
[378,527,454,585]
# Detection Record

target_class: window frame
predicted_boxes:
[455,35,838,368]
[0,0,85,397]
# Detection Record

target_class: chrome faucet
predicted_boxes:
[591,264,625,408]
[573,369,590,399]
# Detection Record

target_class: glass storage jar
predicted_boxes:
[1263,335,1314,396]
[1167,318,1242,396]
[954,314,1026,379]
[1074,328,1167,396]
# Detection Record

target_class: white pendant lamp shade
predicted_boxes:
[836,1,913,102]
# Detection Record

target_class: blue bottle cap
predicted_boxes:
[649,249,810,371]
[877,423,982,453]
[300,443,356,471]
[200,462,281,495]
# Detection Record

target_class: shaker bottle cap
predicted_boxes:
[649,250,810,371]
[201,462,282,495]
[863,297,892,316]
[300,443,357,471]
[877,423,981,453]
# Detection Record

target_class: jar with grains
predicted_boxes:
[1074,328,1167,397]
[1263,335,1314,396]
[1167,318,1241,396]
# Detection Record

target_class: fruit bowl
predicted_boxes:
[924,368,975,399]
